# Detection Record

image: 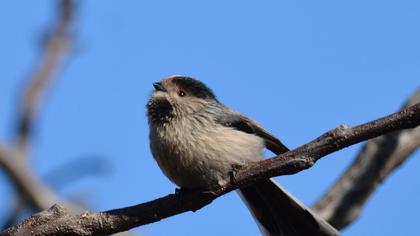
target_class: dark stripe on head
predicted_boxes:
[171,76,216,100]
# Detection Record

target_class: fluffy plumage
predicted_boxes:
[146,75,340,236]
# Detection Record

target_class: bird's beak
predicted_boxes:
[153,82,167,92]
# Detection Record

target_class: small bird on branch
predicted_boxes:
[147,75,340,236]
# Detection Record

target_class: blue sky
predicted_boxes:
[0,1,419,235]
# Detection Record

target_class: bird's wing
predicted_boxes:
[214,110,289,155]
[215,109,340,236]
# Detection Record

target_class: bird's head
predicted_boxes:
[147,75,217,124]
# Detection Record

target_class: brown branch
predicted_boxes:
[2,0,77,209]
[312,88,420,229]
[0,0,79,218]
[0,146,81,211]
[1,3,135,235]
[0,148,107,222]
[16,0,74,153]
[0,0,96,226]
[2,103,419,236]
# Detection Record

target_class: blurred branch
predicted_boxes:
[0,146,61,210]
[2,103,419,236]
[0,0,84,228]
[16,0,74,154]
[1,2,136,235]
[0,0,76,228]
[313,88,420,229]
[0,146,85,216]
[43,156,110,190]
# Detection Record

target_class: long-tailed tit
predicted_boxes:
[147,75,339,236]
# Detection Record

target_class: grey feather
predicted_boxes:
[213,110,341,235]
[239,180,340,236]
[214,110,289,155]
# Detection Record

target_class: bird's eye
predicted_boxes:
[178,90,186,97]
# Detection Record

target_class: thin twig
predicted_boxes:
[16,0,74,154]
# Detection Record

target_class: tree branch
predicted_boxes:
[0,147,61,210]
[312,89,420,229]
[2,103,419,236]
[0,0,78,218]
[16,0,74,153]
[43,156,110,190]
[1,2,134,236]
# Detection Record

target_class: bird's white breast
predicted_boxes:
[149,116,265,189]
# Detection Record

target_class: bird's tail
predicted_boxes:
[238,179,340,236]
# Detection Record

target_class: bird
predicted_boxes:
[146,75,340,236]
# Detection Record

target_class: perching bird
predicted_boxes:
[146,75,340,236]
